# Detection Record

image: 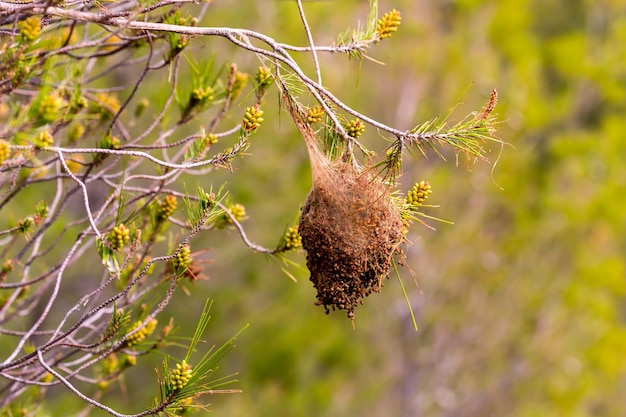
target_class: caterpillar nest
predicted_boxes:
[284,95,406,319]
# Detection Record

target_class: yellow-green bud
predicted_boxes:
[109,224,130,251]
[307,106,325,124]
[0,140,11,163]
[37,93,64,123]
[96,380,110,391]
[93,135,120,165]
[200,192,215,212]
[227,203,246,222]
[344,119,365,138]
[67,123,85,143]
[377,9,402,40]
[157,195,178,222]
[145,318,158,335]
[255,66,273,88]
[66,155,84,174]
[134,98,149,118]
[204,133,218,147]
[125,319,154,347]
[120,354,137,368]
[35,130,53,148]
[172,244,192,272]
[18,17,41,42]
[101,135,120,150]
[284,226,302,250]
[406,181,432,207]
[242,105,264,131]
[191,86,214,103]
[40,372,53,383]
[170,360,193,391]
[230,71,248,100]
[101,354,119,375]
[92,93,121,118]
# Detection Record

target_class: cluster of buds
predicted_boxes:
[101,135,120,150]
[157,195,178,223]
[376,9,402,40]
[182,86,213,120]
[283,226,302,250]
[255,66,272,89]
[108,224,130,251]
[230,70,248,101]
[200,191,216,212]
[120,354,137,368]
[242,105,264,131]
[18,16,41,42]
[0,140,11,164]
[344,119,365,138]
[307,106,325,124]
[68,123,85,143]
[101,353,119,376]
[37,93,64,123]
[228,204,246,223]
[406,181,432,207]
[203,133,218,148]
[126,318,158,347]
[215,203,246,229]
[191,86,214,106]
[68,94,88,114]
[171,33,189,54]
[65,155,84,174]
[170,360,193,391]
[93,93,121,118]
[94,135,120,164]
[172,244,192,272]
[385,148,402,172]
[35,130,53,148]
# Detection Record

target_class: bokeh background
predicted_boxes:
[38,0,626,415]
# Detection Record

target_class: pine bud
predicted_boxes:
[242,105,264,131]
[406,181,432,207]
[157,195,178,222]
[67,123,85,143]
[93,93,121,118]
[344,119,365,138]
[37,93,64,123]
[126,318,157,347]
[230,71,248,100]
[35,130,53,148]
[0,140,11,164]
[307,106,325,124]
[172,244,192,272]
[254,66,274,97]
[228,204,246,223]
[191,86,214,104]
[284,226,302,250]
[109,224,130,251]
[376,9,402,40]
[18,17,41,42]
[170,360,193,391]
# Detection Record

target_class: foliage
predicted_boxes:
[0,0,502,416]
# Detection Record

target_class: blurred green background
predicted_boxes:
[43,0,626,415]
